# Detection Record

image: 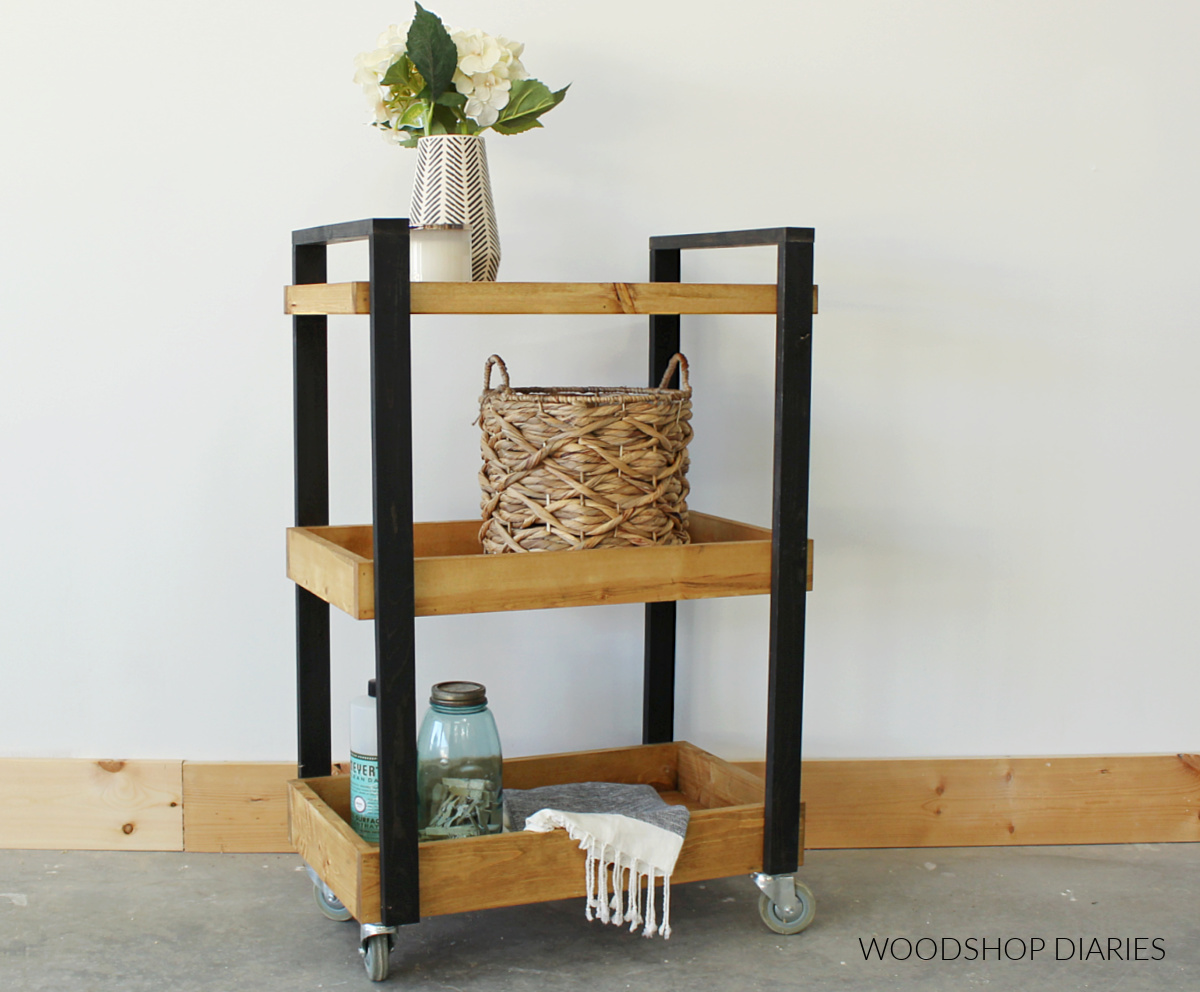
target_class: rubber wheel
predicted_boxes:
[758,880,816,935]
[362,933,391,982]
[312,881,353,922]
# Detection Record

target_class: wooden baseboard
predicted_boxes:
[2,754,1197,853]
[0,759,183,851]
[183,762,298,853]
[738,754,1200,849]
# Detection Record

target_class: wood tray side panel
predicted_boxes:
[501,744,679,792]
[415,514,770,556]
[413,520,482,557]
[289,744,795,921]
[284,281,820,316]
[285,282,370,315]
[676,742,766,808]
[287,513,811,619]
[687,514,772,543]
[673,805,766,882]
[416,540,771,615]
[410,282,781,315]
[418,804,768,916]
[287,528,373,619]
[288,779,377,920]
[418,829,592,915]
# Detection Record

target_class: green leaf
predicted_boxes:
[406,4,458,101]
[435,90,466,109]
[399,101,429,129]
[490,80,569,134]
[490,115,545,135]
[496,78,571,125]
[381,54,423,94]
[431,102,461,133]
[495,79,556,123]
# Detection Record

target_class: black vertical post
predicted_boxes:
[367,220,420,928]
[646,226,815,875]
[762,236,814,874]
[293,241,331,780]
[643,246,682,744]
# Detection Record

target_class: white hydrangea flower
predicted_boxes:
[453,27,503,76]
[353,17,556,139]
[353,23,410,125]
[354,23,408,84]
[495,37,528,79]
[463,75,509,126]
[451,29,527,126]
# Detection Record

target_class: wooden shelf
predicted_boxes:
[287,512,812,619]
[284,281,818,316]
[288,741,803,921]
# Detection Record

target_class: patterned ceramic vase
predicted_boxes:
[409,134,500,282]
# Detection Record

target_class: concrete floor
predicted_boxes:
[1,844,1196,991]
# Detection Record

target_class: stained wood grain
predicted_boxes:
[500,743,679,792]
[285,281,370,314]
[286,526,373,619]
[286,513,811,620]
[288,777,377,920]
[288,742,784,920]
[284,281,818,316]
[678,741,766,808]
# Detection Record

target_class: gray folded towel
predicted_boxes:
[503,782,689,938]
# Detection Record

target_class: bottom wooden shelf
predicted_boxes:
[288,741,804,922]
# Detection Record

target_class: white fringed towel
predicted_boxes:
[504,782,689,939]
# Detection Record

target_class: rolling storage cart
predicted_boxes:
[284,220,818,981]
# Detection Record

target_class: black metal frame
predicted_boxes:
[292,218,419,928]
[291,220,814,930]
[644,228,815,875]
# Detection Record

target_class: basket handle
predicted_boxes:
[658,353,690,390]
[483,354,510,391]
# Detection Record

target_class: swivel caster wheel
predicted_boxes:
[312,880,352,922]
[360,928,395,982]
[753,874,816,935]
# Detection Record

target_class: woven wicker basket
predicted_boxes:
[478,354,693,553]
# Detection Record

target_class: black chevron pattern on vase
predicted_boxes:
[409,135,501,281]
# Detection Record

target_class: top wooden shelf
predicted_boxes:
[285,281,818,316]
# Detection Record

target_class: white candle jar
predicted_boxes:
[410,224,472,282]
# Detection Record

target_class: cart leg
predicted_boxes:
[359,922,397,982]
[752,871,816,935]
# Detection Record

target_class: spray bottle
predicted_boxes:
[350,679,379,843]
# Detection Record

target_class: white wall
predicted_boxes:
[3,0,1197,762]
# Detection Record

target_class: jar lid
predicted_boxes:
[430,681,487,707]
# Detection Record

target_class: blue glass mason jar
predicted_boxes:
[416,681,503,841]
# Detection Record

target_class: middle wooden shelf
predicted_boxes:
[287,512,813,619]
